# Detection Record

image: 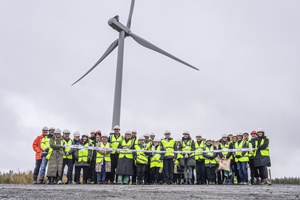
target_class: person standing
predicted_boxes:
[116,131,134,184]
[249,130,260,184]
[194,134,205,185]
[134,137,149,185]
[62,129,74,184]
[161,130,177,184]
[74,134,92,184]
[143,133,152,184]
[150,138,164,184]
[95,133,111,184]
[109,125,123,184]
[254,128,271,185]
[46,128,65,184]
[40,127,54,184]
[219,134,233,184]
[32,126,49,184]
[72,131,81,183]
[180,131,195,185]
[131,130,138,185]
[203,139,217,185]
[234,133,249,185]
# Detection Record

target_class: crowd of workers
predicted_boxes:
[32,125,271,185]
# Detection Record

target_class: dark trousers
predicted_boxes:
[150,167,160,183]
[33,159,42,176]
[62,159,73,182]
[256,166,268,180]
[75,166,88,183]
[205,166,216,183]
[249,159,258,184]
[88,160,96,183]
[136,164,146,183]
[132,162,137,184]
[196,160,205,184]
[144,164,151,184]
[110,153,119,183]
[163,158,174,183]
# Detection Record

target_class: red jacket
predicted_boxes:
[32,134,44,160]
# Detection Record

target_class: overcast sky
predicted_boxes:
[1,0,300,178]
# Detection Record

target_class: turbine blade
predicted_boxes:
[126,0,135,28]
[128,32,199,71]
[72,39,118,86]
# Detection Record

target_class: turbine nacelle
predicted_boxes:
[108,17,130,34]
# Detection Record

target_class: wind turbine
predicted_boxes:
[72,0,199,129]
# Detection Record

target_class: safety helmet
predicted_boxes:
[49,127,55,131]
[257,128,264,133]
[143,133,150,137]
[125,130,131,135]
[222,134,227,138]
[42,126,49,131]
[54,128,61,134]
[183,131,189,135]
[63,129,70,134]
[251,130,257,135]
[164,130,171,135]
[138,136,145,140]
[150,133,155,136]
[153,138,160,142]
[195,134,202,137]
[113,125,120,130]
[131,130,137,133]
[73,131,80,137]
[101,133,108,138]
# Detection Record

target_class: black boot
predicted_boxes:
[39,179,44,184]
[184,179,188,185]
[32,175,38,184]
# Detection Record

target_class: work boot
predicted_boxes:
[32,175,37,184]
[39,179,44,184]
[256,178,261,185]
[184,179,188,185]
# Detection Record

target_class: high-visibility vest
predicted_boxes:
[135,145,148,165]
[181,140,193,152]
[95,142,111,163]
[46,140,64,160]
[41,136,51,151]
[220,142,233,160]
[119,139,133,159]
[62,139,73,159]
[234,141,249,162]
[77,142,90,163]
[204,145,217,165]
[244,140,254,158]
[110,134,123,154]
[194,141,205,160]
[161,139,175,157]
[254,139,270,157]
[132,138,139,146]
[150,146,163,168]
[174,152,184,165]
[145,141,152,150]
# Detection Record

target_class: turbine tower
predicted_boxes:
[72,0,199,129]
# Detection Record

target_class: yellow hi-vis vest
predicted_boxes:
[145,141,152,150]
[254,139,270,157]
[46,140,64,160]
[150,146,163,168]
[119,139,133,159]
[204,145,217,165]
[110,134,123,154]
[194,141,205,160]
[41,136,51,150]
[96,142,111,163]
[220,142,232,160]
[181,140,193,152]
[234,141,249,162]
[62,139,73,159]
[78,142,90,163]
[161,139,175,157]
[135,145,148,165]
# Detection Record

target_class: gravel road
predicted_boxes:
[1,184,300,200]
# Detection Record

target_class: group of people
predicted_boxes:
[32,125,271,185]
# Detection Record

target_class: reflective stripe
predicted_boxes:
[234,141,249,162]
[96,142,111,163]
[110,135,123,154]
[194,141,204,160]
[161,139,175,157]
[119,139,133,159]
[204,146,217,165]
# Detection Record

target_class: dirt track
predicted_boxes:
[0,184,300,200]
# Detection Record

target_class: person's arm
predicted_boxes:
[226,143,233,159]
[218,144,224,158]
[211,146,218,159]
[50,138,63,150]
[32,136,40,152]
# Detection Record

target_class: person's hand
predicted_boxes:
[65,152,69,156]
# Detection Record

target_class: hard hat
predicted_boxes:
[150,133,155,136]
[113,125,120,130]
[49,127,55,131]
[243,131,249,135]
[164,130,171,135]
[236,132,243,136]
[183,131,189,135]
[195,134,202,137]
[90,130,96,134]
[251,130,257,135]
[63,129,70,134]
[131,130,137,133]
[138,136,145,140]
[42,126,49,131]
[54,128,61,134]
[73,131,80,137]
[101,133,108,138]
[110,130,114,135]
[143,133,150,137]
[153,138,160,142]
[222,134,227,138]
[206,139,212,141]
[257,128,264,133]
[125,130,131,135]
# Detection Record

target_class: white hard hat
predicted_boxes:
[54,128,61,134]
[236,132,243,136]
[164,130,171,135]
[131,130,137,133]
[153,138,160,142]
[49,127,55,131]
[125,130,131,135]
[222,134,227,138]
[63,129,70,134]
[42,126,49,131]
[143,133,150,137]
[101,133,108,138]
[257,128,264,133]
[110,130,114,134]
[138,136,145,140]
[195,134,202,137]
[183,131,189,135]
[150,133,155,136]
[113,125,120,130]
[73,131,80,137]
